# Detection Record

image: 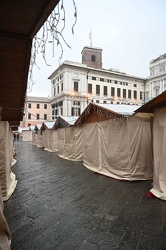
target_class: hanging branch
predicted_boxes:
[27,0,77,93]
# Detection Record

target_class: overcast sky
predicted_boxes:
[27,0,166,97]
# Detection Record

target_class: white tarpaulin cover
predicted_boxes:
[0,122,17,200]
[59,127,83,161]
[0,182,11,250]
[150,107,166,200]
[83,116,153,181]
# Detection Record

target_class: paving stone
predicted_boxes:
[3,142,166,250]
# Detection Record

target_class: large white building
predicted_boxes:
[48,46,146,119]
[146,53,166,100]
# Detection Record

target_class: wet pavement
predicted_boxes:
[4,141,166,250]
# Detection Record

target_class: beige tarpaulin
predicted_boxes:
[52,130,58,152]
[0,181,11,250]
[32,131,37,145]
[0,122,17,201]
[22,130,32,141]
[43,130,53,152]
[57,128,65,157]
[60,127,83,161]
[150,107,166,200]
[36,131,44,148]
[82,116,153,181]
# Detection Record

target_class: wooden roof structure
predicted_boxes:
[0,0,59,129]
[74,102,123,125]
[135,91,166,113]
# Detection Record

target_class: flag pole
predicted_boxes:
[89,30,92,47]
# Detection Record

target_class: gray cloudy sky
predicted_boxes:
[28,0,166,97]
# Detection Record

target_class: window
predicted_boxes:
[58,85,59,93]
[100,78,104,82]
[28,103,31,108]
[140,91,144,100]
[91,55,96,62]
[123,89,126,98]
[37,104,40,109]
[117,88,121,97]
[73,101,80,105]
[44,114,47,120]
[74,81,78,92]
[37,114,40,120]
[134,90,137,99]
[96,100,99,103]
[88,84,92,93]
[134,84,137,87]
[28,113,31,119]
[71,107,80,116]
[111,87,115,96]
[44,104,47,109]
[61,82,63,91]
[96,85,100,95]
[103,101,107,104]
[115,81,117,84]
[104,86,107,96]
[92,77,96,80]
[128,89,131,98]
[59,101,63,106]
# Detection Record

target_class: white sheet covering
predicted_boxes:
[82,116,153,181]
[150,108,166,200]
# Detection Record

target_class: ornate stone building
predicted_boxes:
[146,53,166,100]
[48,46,146,119]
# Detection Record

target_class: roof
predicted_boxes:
[135,91,166,113]
[48,60,146,81]
[27,96,51,103]
[40,121,55,131]
[97,104,140,116]
[75,102,134,125]
[34,124,42,130]
[53,116,78,129]
[0,0,59,128]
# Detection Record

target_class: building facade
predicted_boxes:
[48,46,146,119]
[146,53,166,100]
[21,96,51,127]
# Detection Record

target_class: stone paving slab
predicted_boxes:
[4,142,166,250]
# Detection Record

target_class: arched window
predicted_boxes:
[91,55,96,62]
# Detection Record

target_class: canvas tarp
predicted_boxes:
[82,116,153,181]
[150,107,166,200]
[0,122,17,201]
[57,128,66,157]
[32,131,37,145]
[52,130,58,152]
[0,181,11,250]
[36,131,44,148]
[43,130,53,152]
[22,130,32,141]
[59,127,83,161]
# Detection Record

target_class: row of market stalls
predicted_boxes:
[31,103,152,181]
[30,95,166,201]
